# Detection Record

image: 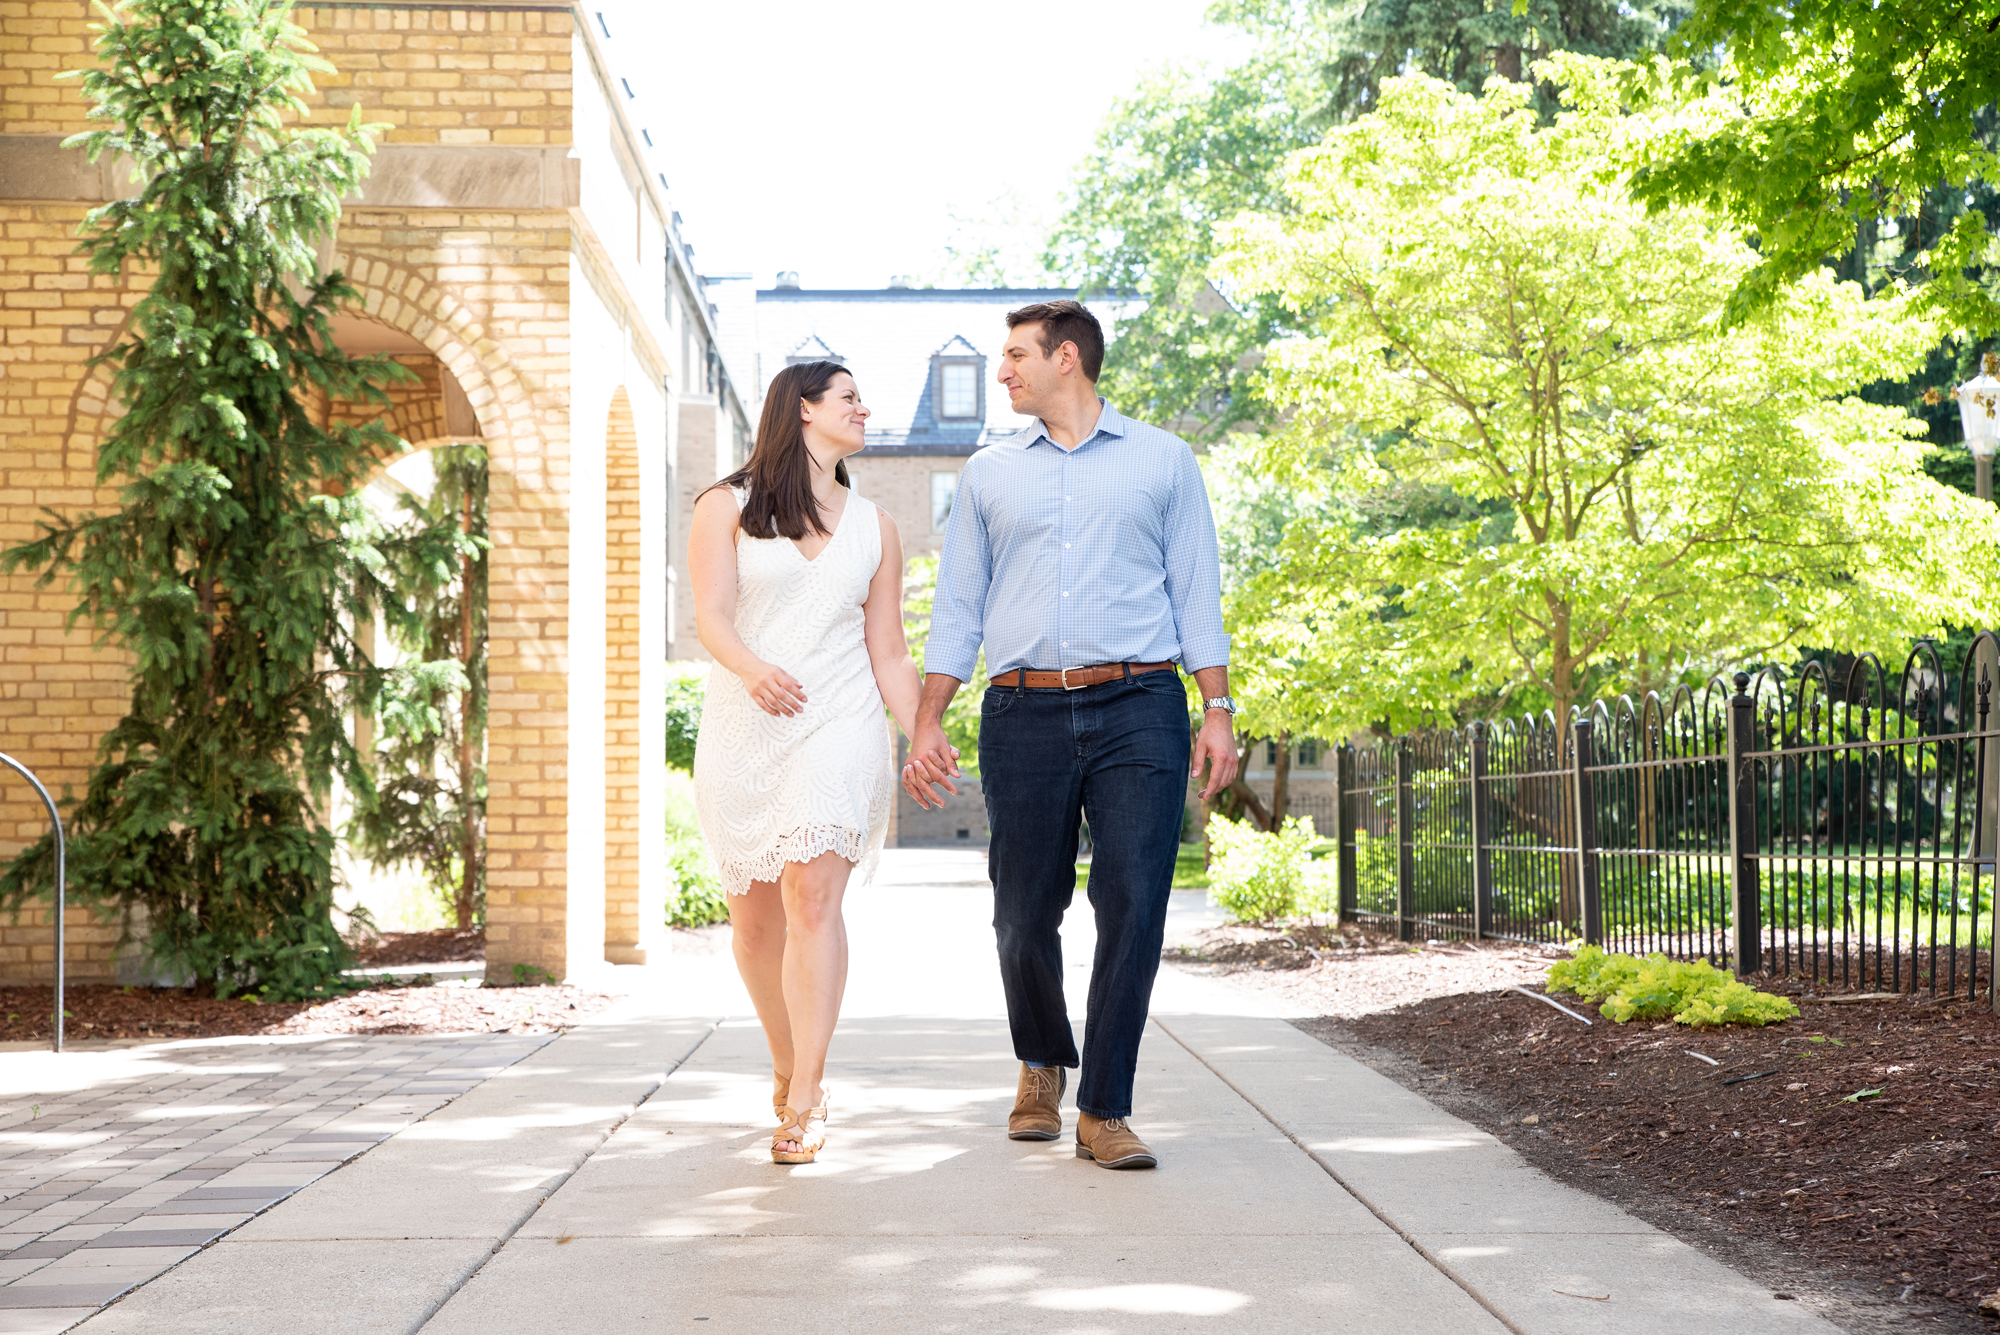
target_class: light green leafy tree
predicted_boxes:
[1201,440,1338,828]
[935,191,1054,289]
[901,554,985,775]
[1050,1,1689,441]
[1212,60,2000,732]
[1048,54,1327,440]
[0,0,454,997]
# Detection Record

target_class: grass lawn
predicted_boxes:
[1074,841,1209,892]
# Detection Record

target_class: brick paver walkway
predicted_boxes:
[0,1033,550,1332]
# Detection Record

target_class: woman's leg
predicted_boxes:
[726,879,792,1099]
[778,849,854,1131]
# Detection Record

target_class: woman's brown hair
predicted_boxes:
[712,360,854,540]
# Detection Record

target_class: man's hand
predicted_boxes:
[902,674,964,810]
[1191,708,1238,800]
[1187,665,1238,801]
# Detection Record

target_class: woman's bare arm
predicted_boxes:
[689,487,807,717]
[862,508,923,740]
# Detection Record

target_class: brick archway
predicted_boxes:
[328,252,541,468]
[327,248,583,981]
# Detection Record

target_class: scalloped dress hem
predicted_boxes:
[716,823,882,898]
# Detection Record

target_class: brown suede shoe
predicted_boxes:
[1008,1063,1066,1141]
[1075,1112,1157,1169]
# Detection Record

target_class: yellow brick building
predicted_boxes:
[0,0,741,984]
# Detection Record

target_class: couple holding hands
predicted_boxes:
[687,300,1239,1165]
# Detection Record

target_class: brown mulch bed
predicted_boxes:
[0,981,614,1041]
[1298,980,2000,1331]
[349,927,485,968]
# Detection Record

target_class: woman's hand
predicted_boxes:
[740,661,807,717]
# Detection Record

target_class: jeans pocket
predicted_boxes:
[1133,670,1187,697]
[980,686,1019,717]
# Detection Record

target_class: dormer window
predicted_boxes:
[786,334,842,367]
[930,336,985,422]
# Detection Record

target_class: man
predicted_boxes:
[904,299,1238,1170]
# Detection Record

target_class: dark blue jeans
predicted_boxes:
[980,669,1190,1119]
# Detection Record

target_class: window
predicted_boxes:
[928,336,985,422]
[1265,738,1279,766]
[930,471,958,534]
[1297,737,1319,768]
[939,362,979,418]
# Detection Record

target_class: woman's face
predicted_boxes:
[799,371,870,457]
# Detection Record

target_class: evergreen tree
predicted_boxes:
[347,446,487,931]
[0,0,447,998]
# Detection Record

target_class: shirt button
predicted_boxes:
[1064,543,1071,548]
[1062,591,1069,597]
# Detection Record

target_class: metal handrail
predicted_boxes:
[0,753,64,1053]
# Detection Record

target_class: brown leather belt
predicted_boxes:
[994,661,1177,691]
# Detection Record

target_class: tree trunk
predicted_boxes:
[1224,733,1273,832]
[1226,779,1272,831]
[1270,731,1293,829]
[454,488,477,931]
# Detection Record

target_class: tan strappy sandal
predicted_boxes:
[772,1071,790,1120]
[771,1095,829,1165]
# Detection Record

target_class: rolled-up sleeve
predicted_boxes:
[1162,444,1230,672]
[926,461,989,681]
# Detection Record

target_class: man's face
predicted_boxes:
[998,322,1061,417]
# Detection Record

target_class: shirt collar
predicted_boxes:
[1025,397,1127,452]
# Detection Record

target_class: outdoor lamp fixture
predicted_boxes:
[1955,351,2000,501]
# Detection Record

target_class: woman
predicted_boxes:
[688,359,930,1164]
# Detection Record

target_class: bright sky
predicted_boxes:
[592,0,1247,289]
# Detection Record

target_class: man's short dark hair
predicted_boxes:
[1005,299,1104,382]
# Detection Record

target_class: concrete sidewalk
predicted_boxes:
[73,851,1838,1333]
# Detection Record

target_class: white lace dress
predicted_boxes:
[693,487,895,896]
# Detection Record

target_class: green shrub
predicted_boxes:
[1547,945,1799,1028]
[663,769,730,928]
[666,843,730,928]
[664,663,706,772]
[1207,815,1322,922]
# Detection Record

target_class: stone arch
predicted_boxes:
[602,387,643,963]
[322,253,535,465]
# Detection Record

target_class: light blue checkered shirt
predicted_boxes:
[926,400,1230,681]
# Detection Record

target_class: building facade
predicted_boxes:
[0,0,746,984]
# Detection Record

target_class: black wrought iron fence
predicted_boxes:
[1311,640,1999,1008]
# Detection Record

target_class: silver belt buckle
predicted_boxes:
[1060,665,1088,691]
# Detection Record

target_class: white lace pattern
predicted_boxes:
[692,488,894,896]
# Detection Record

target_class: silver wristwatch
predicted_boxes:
[1203,696,1238,715]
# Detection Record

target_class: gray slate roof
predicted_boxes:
[753,287,1136,457]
